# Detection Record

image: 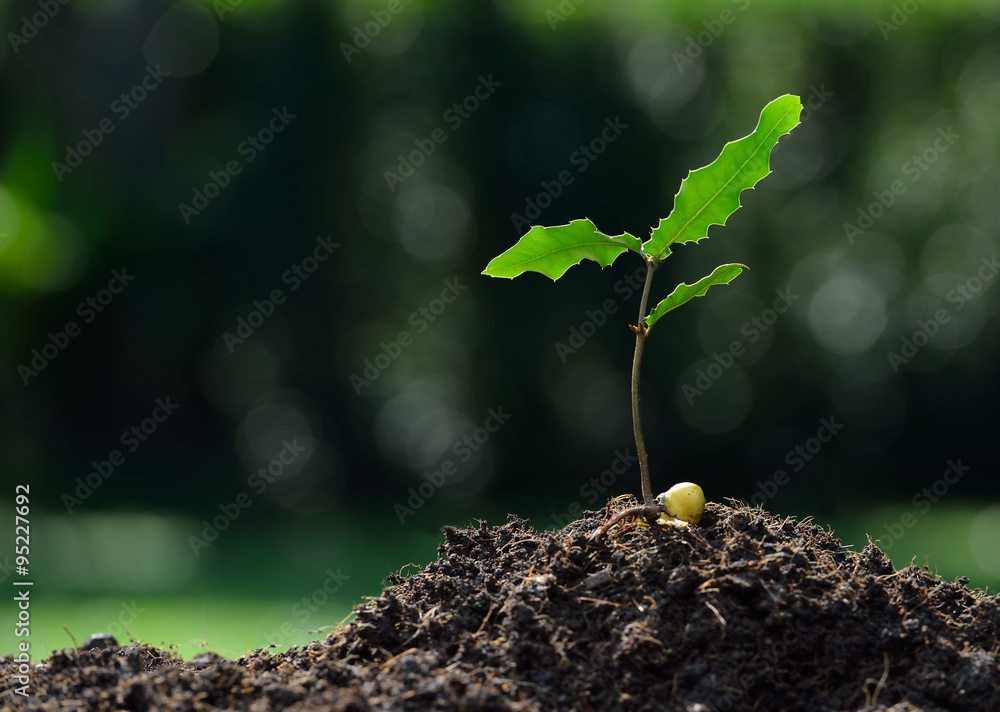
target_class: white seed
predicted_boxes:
[656,482,705,525]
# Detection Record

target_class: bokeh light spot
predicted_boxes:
[969,504,1000,578]
[808,272,886,355]
[393,184,473,266]
[144,0,220,77]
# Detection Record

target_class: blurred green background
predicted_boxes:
[2,0,1000,660]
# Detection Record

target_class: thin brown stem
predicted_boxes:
[590,502,665,540]
[631,255,658,506]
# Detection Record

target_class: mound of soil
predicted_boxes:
[3,499,999,711]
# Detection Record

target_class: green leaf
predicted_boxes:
[483,218,642,281]
[645,263,746,332]
[645,94,802,259]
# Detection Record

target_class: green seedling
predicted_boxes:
[483,94,802,536]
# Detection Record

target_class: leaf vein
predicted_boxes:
[669,103,798,245]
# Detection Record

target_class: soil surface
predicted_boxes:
[3,498,999,711]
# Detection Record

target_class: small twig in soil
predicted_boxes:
[590,503,665,540]
[63,625,79,650]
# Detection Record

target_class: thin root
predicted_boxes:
[590,503,665,540]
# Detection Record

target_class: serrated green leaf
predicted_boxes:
[645,263,747,332]
[645,94,802,259]
[483,218,642,281]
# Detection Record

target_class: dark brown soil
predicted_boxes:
[3,499,999,711]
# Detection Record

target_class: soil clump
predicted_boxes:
[3,499,998,711]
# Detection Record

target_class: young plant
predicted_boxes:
[483,94,803,535]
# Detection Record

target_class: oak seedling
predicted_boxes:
[484,94,802,536]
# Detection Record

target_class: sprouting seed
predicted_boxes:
[589,482,706,539]
[657,482,705,526]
